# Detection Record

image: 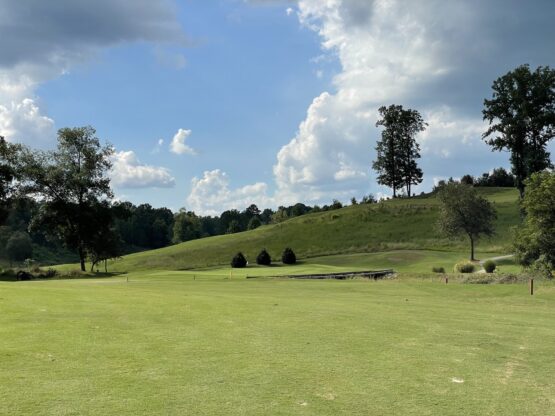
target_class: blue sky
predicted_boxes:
[1,0,554,213]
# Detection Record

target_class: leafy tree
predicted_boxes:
[282,247,297,265]
[173,209,201,243]
[350,197,358,205]
[437,183,497,261]
[483,64,555,198]
[271,207,289,223]
[260,208,274,224]
[256,249,272,266]
[460,174,474,186]
[6,231,33,263]
[86,202,123,272]
[243,204,260,219]
[220,209,242,233]
[231,252,247,268]
[247,216,262,230]
[0,137,23,224]
[514,171,555,278]
[226,219,241,234]
[373,105,426,197]
[21,126,114,271]
[330,199,343,210]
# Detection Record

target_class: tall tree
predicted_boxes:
[437,183,497,261]
[0,137,23,224]
[373,105,426,197]
[483,64,555,198]
[514,171,555,278]
[21,126,114,271]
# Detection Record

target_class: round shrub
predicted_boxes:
[432,266,446,274]
[282,247,297,265]
[231,252,247,268]
[256,249,272,266]
[454,261,476,273]
[483,260,496,273]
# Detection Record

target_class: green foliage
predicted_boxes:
[6,232,33,262]
[373,105,426,197]
[454,261,476,273]
[432,266,445,273]
[247,216,262,230]
[231,252,247,268]
[256,249,271,266]
[514,171,555,278]
[483,260,496,273]
[483,64,555,197]
[173,210,201,243]
[437,183,497,260]
[281,247,296,265]
[226,220,242,234]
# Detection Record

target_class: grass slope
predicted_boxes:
[96,188,519,272]
[2,275,554,415]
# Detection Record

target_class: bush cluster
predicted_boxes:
[454,261,476,273]
[230,248,297,268]
[432,266,445,273]
[483,260,496,273]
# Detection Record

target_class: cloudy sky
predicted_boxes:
[1,0,554,214]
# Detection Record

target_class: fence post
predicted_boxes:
[529,278,534,295]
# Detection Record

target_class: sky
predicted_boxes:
[1,0,554,214]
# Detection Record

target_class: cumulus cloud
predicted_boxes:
[170,128,196,155]
[269,0,555,202]
[187,170,272,215]
[111,150,175,188]
[0,0,185,145]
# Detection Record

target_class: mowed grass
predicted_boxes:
[69,188,519,273]
[2,274,555,415]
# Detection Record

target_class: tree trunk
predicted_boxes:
[469,235,475,261]
[78,245,86,272]
[393,186,396,198]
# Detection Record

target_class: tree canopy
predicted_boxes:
[483,64,555,198]
[437,183,497,261]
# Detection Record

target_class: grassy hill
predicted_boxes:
[92,187,520,273]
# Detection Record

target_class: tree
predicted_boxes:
[460,174,474,186]
[256,249,272,265]
[173,209,201,243]
[247,216,262,230]
[514,171,555,278]
[437,183,497,261]
[226,219,241,234]
[282,247,297,265]
[231,252,247,268]
[373,105,426,197]
[21,126,114,271]
[86,202,123,272]
[6,231,33,264]
[483,64,555,198]
[0,137,23,224]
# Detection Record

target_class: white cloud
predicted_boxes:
[170,128,196,155]
[286,7,294,16]
[111,150,175,188]
[187,170,271,215]
[0,98,55,146]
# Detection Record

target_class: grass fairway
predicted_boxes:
[2,274,554,415]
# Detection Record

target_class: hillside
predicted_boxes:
[90,188,520,272]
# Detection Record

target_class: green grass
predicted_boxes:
[59,188,520,273]
[2,273,554,415]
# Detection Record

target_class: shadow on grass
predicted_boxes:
[1,271,128,282]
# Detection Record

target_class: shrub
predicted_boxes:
[6,232,33,263]
[231,252,247,268]
[256,249,272,266]
[282,247,297,265]
[44,268,58,278]
[432,266,445,273]
[454,261,476,273]
[16,270,33,281]
[483,260,496,273]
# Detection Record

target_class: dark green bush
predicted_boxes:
[483,260,496,273]
[256,249,271,266]
[282,247,297,265]
[432,266,445,273]
[231,252,247,268]
[454,261,476,273]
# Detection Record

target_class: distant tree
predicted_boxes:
[0,137,23,224]
[243,204,260,219]
[260,208,274,224]
[351,197,358,205]
[483,64,555,198]
[487,167,515,187]
[330,199,343,210]
[247,216,262,230]
[231,252,247,268]
[437,183,497,261]
[6,231,33,264]
[86,202,123,272]
[373,105,426,197]
[21,126,114,271]
[220,209,242,233]
[460,174,474,186]
[514,171,555,278]
[282,247,297,265]
[256,249,272,266]
[360,194,376,204]
[271,207,289,223]
[173,209,201,243]
[226,219,242,234]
